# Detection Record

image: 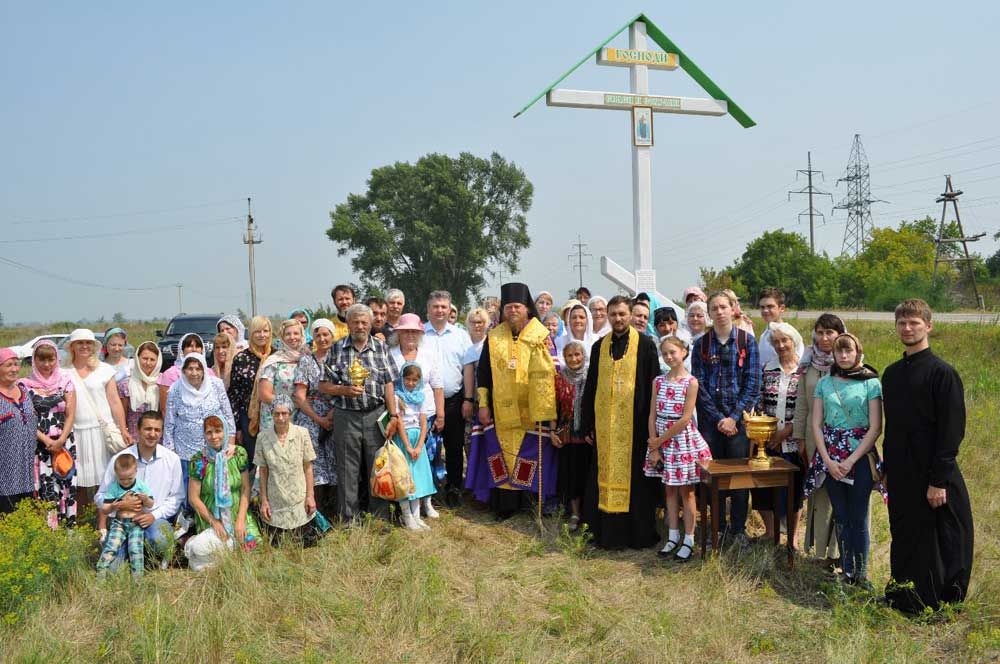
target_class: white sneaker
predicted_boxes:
[422,497,440,519]
[400,505,421,531]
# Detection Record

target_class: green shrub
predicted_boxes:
[0,500,96,625]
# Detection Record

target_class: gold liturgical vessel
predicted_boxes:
[742,410,778,469]
[348,358,370,387]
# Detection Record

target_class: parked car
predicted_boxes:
[13,334,69,363]
[156,314,223,370]
[56,333,135,366]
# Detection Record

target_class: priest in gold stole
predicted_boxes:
[581,294,662,549]
[467,282,558,519]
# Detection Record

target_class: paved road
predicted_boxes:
[786,310,999,324]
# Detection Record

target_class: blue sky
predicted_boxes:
[3,1,999,323]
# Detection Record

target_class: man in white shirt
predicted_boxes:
[96,410,184,566]
[757,287,804,367]
[422,290,472,506]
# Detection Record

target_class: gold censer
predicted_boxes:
[742,409,778,469]
[348,358,370,387]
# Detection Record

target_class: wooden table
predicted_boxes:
[697,458,798,567]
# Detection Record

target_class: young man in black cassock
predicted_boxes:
[882,299,974,614]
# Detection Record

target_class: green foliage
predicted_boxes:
[328,152,533,310]
[728,230,831,308]
[111,312,125,324]
[0,500,97,625]
[697,266,745,299]
[986,249,1000,278]
[713,219,976,310]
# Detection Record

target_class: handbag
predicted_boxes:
[183,528,235,572]
[74,369,127,454]
[370,438,416,501]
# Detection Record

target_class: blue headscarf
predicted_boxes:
[202,413,233,537]
[288,308,313,344]
[394,361,426,406]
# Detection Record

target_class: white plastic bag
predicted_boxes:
[183,528,234,572]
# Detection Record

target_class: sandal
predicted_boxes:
[673,542,694,563]
[658,538,680,558]
[567,515,580,532]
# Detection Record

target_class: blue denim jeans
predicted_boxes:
[698,421,750,537]
[825,463,874,579]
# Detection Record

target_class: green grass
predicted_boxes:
[1,320,998,663]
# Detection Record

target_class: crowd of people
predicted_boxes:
[0,283,974,614]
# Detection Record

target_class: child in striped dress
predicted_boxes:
[645,335,712,562]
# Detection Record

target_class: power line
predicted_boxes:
[0,216,241,244]
[0,255,175,292]
[7,198,245,225]
[788,152,833,253]
[879,159,1000,190]
[871,134,1000,169]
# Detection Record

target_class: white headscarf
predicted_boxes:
[175,353,212,409]
[128,342,162,412]
[556,303,598,363]
[588,295,612,338]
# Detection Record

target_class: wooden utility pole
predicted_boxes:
[934,176,985,310]
[243,197,262,316]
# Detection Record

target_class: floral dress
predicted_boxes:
[227,349,263,419]
[189,447,261,548]
[28,388,77,527]
[259,360,299,431]
[644,375,712,486]
[117,378,151,441]
[292,354,336,486]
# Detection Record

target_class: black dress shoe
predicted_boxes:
[445,489,461,508]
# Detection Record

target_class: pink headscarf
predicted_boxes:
[19,340,75,394]
[0,347,15,365]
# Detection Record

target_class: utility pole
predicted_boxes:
[933,176,985,310]
[175,283,183,314]
[834,134,886,257]
[567,235,593,288]
[242,197,262,316]
[788,152,833,253]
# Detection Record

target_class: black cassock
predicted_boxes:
[580,330,662,550]
[882,348,974,613]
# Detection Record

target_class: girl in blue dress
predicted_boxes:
[393,363,436,530]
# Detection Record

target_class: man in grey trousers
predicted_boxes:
[321,303,400,521]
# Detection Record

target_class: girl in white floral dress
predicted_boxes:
[645,335,712,562]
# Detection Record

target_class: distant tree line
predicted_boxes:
[700,217,999,311]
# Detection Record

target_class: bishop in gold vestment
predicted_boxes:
[467,283,557,518]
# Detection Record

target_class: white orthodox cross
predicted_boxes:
[543,22,728,313]
[516,15,754,312]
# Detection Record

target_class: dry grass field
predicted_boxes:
[0,319,997,663]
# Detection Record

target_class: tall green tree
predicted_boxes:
[327,152,533,310]
[727,230,831,308]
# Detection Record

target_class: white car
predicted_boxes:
[12,334,69,361]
